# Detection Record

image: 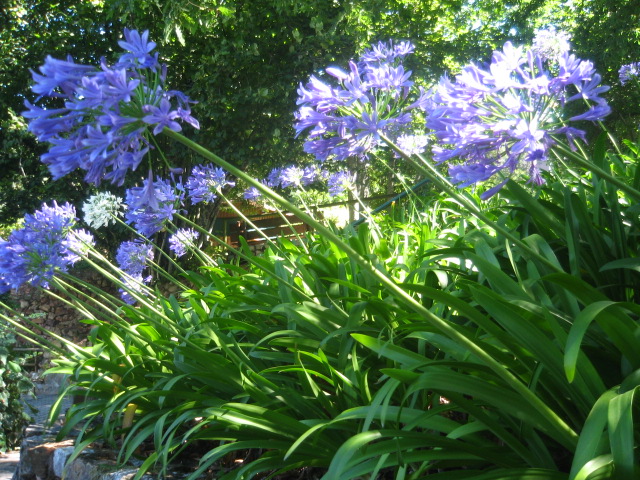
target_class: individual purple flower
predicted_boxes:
[116,240,154,276]
[115,239,154,304]
[116,28,159,71]
[619,62,640,85]
[125,175,184,237]
[426,40,610,197]
[169,228,200,257]
[569,102,612,122]
[0,202,88,291]
[294,39,424,163]
[531,27,571,61]
[186,164,235,204]
[243,186,262,201]
[327,171,355,197]
[28,56,95,98]
[22,29,199,187]
[143,98,182,135]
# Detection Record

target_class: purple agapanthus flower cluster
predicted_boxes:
[242,164,331,199]
[125,173,184,237]
[22,28,199,186]
[265,165,322,189]
[294,40,428,162]
[327,171,355,197]
[619,62,640,86]
[243,164,355,199]
[115,240,154,304]
[0,202,95,292]
[427,40,611,197]
[169,228,199,257]
[186,164,235,204]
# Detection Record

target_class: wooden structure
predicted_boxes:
[213,192,405,250]
[218,211,317,249]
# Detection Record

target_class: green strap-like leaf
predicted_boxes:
[608,387,639,479]
[569,389,617,479]
[565,301,617,383]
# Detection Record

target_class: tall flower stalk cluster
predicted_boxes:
[294,40,428,163]
[243,165,355,200]
[426,36,611,197]
[10,29,615,305]
[22,29,199,186]
[0,202,94,292]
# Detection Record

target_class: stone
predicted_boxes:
[15,436,73,480]
[62,450,117,480]
[15,435,194,480]
[50,446,74,478]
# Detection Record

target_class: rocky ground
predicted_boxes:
[0,451,19,480]
[0,374,71,480]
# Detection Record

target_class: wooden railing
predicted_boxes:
[215,192,405,249]
[219,211,317,248]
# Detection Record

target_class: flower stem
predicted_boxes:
[379,132,565,273]
[554,141,640,200]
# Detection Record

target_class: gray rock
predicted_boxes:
[50,446,74,478]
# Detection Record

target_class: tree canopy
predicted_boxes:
[1,0,639,224]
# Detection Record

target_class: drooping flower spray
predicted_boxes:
[22,29,199,188]
[427,32,611,197]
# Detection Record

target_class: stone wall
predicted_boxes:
[13,425,193,480]
[7,268,179,367]
[10,268,116,350]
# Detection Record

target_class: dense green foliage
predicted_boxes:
[37,144,640,478]
[0,327,34,452]
[571,0,640,136]
[4,1,640,478]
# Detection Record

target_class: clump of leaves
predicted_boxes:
[0,326,35,452]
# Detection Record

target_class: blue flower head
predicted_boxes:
[116,240,154,276]
[294,39,424,163]
[327,170,355,197]
[23,29,199,187]
[125,174,185,237]
[619,62,640,86]
[115,239,154,304]
[169,228,200,258]
[186,164,235,204]
[426,39,610,197]
[0,202,94,291]
[243,186,262,201]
